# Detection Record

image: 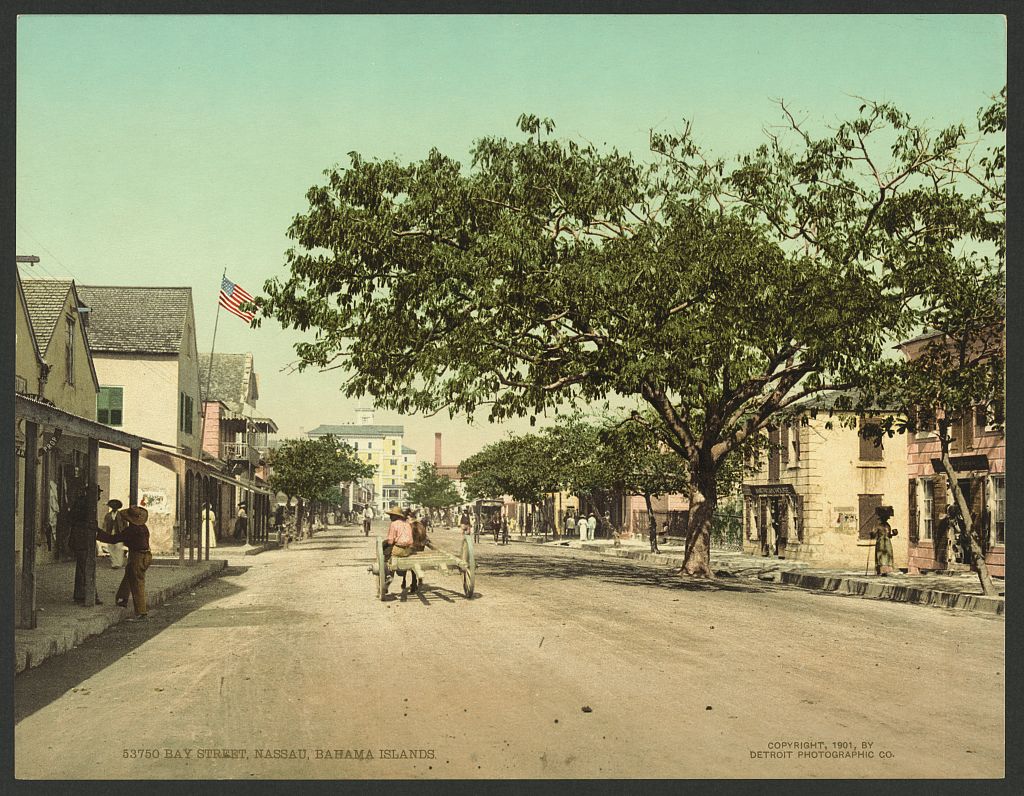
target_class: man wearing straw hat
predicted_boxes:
[95,505,153,619]
[382,506,414,592]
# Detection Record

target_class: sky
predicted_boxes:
[16,14,1006,463]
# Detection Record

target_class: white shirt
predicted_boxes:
[587,516,597,532]
[363,507,374,520]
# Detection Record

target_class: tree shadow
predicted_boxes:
[14,572,247,723]
[477,550,768,594]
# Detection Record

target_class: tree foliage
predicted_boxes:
[268,436,375,503]
[406,461,462,511]
[256,92,1003,576]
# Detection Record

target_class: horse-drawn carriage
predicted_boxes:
[368,535,477,601]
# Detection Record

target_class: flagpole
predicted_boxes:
[197,268,227,561]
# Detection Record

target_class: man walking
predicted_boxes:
[362,504,375,536]
[587,512,597,541]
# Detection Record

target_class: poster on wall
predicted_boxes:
[139,489,170,514]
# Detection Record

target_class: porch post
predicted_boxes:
[20,421,39,629]
[84,437,99,605]
[129,447,140,506]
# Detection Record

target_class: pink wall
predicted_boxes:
[202,402,222,459]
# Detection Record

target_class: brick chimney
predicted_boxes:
[434,433,442,467]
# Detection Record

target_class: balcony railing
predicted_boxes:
[222,442,249,460]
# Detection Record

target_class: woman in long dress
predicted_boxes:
[871,506,898,575]
[200,503,218,549]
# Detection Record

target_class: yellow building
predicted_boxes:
[307,411,417,512]
[742,395,909,570]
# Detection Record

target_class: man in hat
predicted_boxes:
[102,498,128,568]
[383,506,414,591]
[95,505,152,619]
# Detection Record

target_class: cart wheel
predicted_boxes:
[376,537,387,601]
[460,535,476,598]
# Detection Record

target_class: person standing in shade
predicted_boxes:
[870,505,899,576]
[95,505,152,619]
[234,502,248,541]
[587,512,597,541]
[69,487,102,605]
[102,498,128,569]
[564,511,575,538]
[577,513,588,542]
[200,502,218,550]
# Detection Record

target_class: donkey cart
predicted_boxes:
[368,535,476,600]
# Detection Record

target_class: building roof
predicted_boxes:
[15,272,46,367]
[793,389,901,414]
[76,285,193,353]
[198,352,253,405]
[307,424,404,438]
[20,277,75,352]
[402,446,417,454]
[435,464,463,480]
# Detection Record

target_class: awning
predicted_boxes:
[16,393,155,450]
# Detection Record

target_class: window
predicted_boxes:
[915,406,936,438]
[922,479,935,540]
[792,425,801,463]
[178,393,194,434]
[780,425,790,464]
[367,442,373,450]
[858,418,884,461]
[976,399,1005,434]
[353,441,359,450]
[65,316,75,385]
[391,468,396,475]
[991,476,1005,544]
[98,387,124,426]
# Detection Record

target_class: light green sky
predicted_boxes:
[16,14,1006,462]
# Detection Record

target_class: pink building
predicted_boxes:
[900,333,1005,577]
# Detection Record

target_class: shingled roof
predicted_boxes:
[76,285,192,354]
[20,278,75,352]
[198,352,253,405]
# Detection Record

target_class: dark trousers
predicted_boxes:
[73,548,98,602]
[117,551,152,615]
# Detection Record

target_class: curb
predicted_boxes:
[15,560,228,675]
[593,545,1002,616]
[779,571,1005,616]
[244,541,280,556]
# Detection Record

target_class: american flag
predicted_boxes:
[219,275,255,323]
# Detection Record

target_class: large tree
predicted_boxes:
[255,96,1000,576]
[406,461,462,515]
[269,436,375,535]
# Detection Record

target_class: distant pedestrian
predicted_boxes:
[587,512,597,541]
[870,506,898,575]
[525,513,533,536]
[362,504,375,536]
[102,498,128,568]
[577,514,588,541]
[234,502,248,541]
[69,487,102,605]
[274,504,285,528]
[564,512,575,537]
[649,515,660,553]
[602,511,612,538]
[200,503,218,550]
[460,508,472,536]
[95,505,152,619]
[501,516,510,545]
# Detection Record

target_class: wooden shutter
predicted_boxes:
[960,410,974,451]
[795,494,804,542]
[768,427,780,482]
[933,476,947,528]
[908,480,919,543]
[781,424,790,464]
[859,418,884,461]
[858,494,882,539]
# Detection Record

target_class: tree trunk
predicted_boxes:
[681,470,717,578]
[937,429,997,596]
[643,493,656,537]
[296,498,304,539]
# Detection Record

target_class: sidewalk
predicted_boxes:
[15,556,228,674]
[569,539,1005,616]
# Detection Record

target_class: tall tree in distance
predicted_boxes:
[406,461,462,518]
[255,93,1001,577]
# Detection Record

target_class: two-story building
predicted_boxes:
[76,285,204,554]
[742,393,909,570]
[899,332,1006,577]
[198,352,277,538]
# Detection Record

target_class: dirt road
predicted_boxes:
[15,523,1004,779]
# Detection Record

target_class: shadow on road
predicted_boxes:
[478,549,768,595]
[14,569,248,724]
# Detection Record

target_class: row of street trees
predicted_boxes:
[267,435,375,537]
[252,89,1004,591]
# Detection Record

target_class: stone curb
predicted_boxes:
[779,571,1005,616]
[593,545,1002,616]
[15,560,228,675]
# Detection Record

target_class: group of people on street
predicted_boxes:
[69,486,152,619]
